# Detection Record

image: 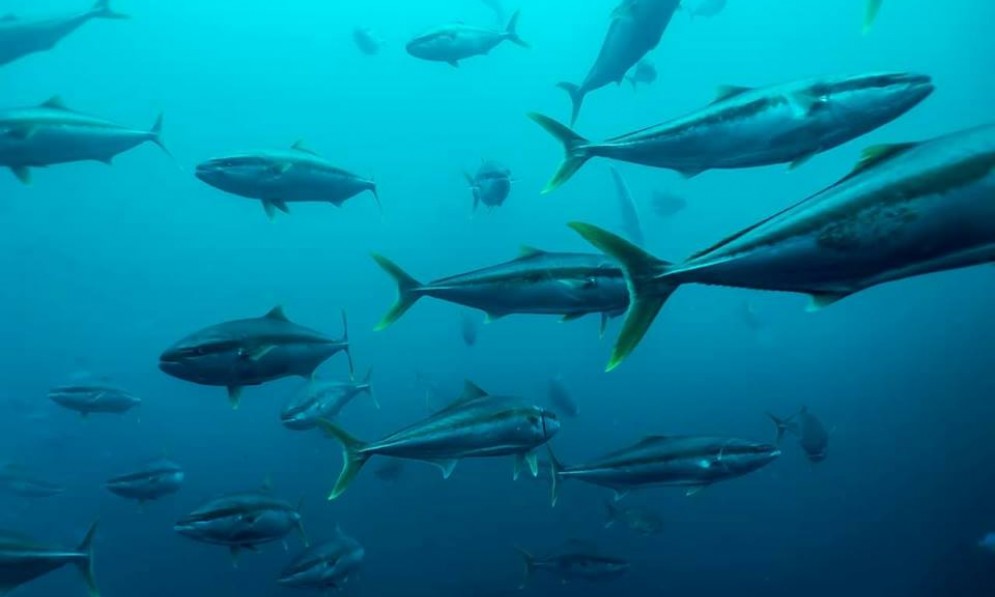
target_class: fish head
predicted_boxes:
[538,409,561,441]
[818,72,934,120]
[717,439,781,475]
[158,329,244,383]
[195,155,278,194]
[280,394,320,430]
[406,28,458,60]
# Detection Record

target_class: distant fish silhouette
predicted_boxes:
[461,312,479,347]
[682,0,727,20]
[650,190,687,219]
[353,27,383,55]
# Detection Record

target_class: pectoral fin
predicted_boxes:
[227,386,243,410]
[525,451,539,477]
[10,166,31,184]
[685,485,708,497]
[806,292,850,312]
[427,459,458,479]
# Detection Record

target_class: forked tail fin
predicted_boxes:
[371,254,425,330]
[92,0,128,19]
[528,112,591,193]
[555,82,585,127]
[513,546,537,588]
[75,521,100,597]
[339,310,354,376]
[504,10,529,47]
[569,222,680,371]
[317,420,372,500]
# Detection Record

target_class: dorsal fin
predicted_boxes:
[0,14,18,22]
[458,380,489,401]
[291,140,320,156]
[712,85,753,104]
[518,245,547,259]
[847,143,918,180]
[264,306,290,322]
[40,96,69,111]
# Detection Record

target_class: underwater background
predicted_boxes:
[2,0,995,595]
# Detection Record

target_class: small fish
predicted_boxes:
[371,248,628,330]
[159,306,353,409]
[0,96,168,184]
[317,381,560,499]
[978,533,995,554]
[174,490,307,566]
[532,72,933,191]
[460,312,479,347]
[352,27,382,55]
[0,523,98,596]
[281,370,377,431]
[547,435,779,505]
[0,0,127,67]
[682,0,727,20]
[195,142,379,219]
[0,465,65,498]
[609,167,644,246]
[279,526,364,590]
[767,407,829,463]
[514,543,630,586]
[406,11,528,67]
[547,375,578,418]
[48,381,141,417]
[625,59,657,89]
[650,190,686,219]
[558,0,681,124]
[604,501,664,536]
[465,160,512,211]
[105,458,184,505]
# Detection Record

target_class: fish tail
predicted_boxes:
[75,521,100,597]
[148,112,175,161]
[528,112,591,193]
[863,0,883,34]
[316,420,371,500]
[766,412,792,444]
[603,499,619,528]
[545,445,566,508]
[371,253,424,330]
[504,10,529,48]
[513,545,536,588]
[568,222,679,371]
[553,82,585,127]
[367,179,383,213]
[463,170,480,211]
[92,0,128,19]
[339,310,354,376]
[361,367,380,409]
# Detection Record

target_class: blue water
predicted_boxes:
[2,0,995,595]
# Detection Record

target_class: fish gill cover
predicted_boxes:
[0,0,994,596]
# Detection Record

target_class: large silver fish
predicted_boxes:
[514,543,630,586]
[465,160,512,211]
[547,435,779,505]
[159,307,353,408]
[105,458,185,505]
[195,141,379,219]
[768,407,829,463]
[0,465,66,499]
[317,381,560,499]
[0,0,127,67]
[570,122,995,370]
[48,381,141,417]
[405,11,527,67]
[558,0,681,125]
[281,371,377,431]
[278,526,364,590]
[532,72,933,192]
[0,96,167,184]
[0,523,98,596]
[371,248,628,331]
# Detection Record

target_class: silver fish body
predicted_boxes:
[278,526,364,590]
[0,1,126,67]
[106,458,184,503]
[406,11,526,66]
[48,383,141,416]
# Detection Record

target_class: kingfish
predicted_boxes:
[570,123,995,370]
[558,0,681,125]
[405,11,527,67]
[0,96,167,184]
[195,141,379,219]
[532,72,933,192]
[278,526,364,590]
[317,381,560,499]
[547,435,779,505]
[159,306,353,408]
[371,248,628,332]
[0,0,126,67]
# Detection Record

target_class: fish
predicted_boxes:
[603,501,664,536]
[0,0,127,67]
[371,248,628,331]
[0,96,168,184]
[682,0,727,20]
[195,141,379,219]
[316,381,561,499]
[278,526,364,590]
[547,375,578,418]
[460,312,479,347]
[465,160,512,211]
[650,190,686,219]
[405,11,528,67]
[767,407,829,463]
[978,533,995,554]
[531,72,934,192]
[625,59,657,89]
[352,26,382,55]
[514,543,630,586]
[546,435,779,505]
[105,458,184,505]
[864,0,883,34]
[159,306,353,409]
[0,523,98,596]
[569,122,995,370]
[373,459,405,483]
[174,490,307,565]
[281,370,377,431]
[609,166,644,246]
[0,465,66,498]
[48,381,141,417]
[558,0,681,125]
